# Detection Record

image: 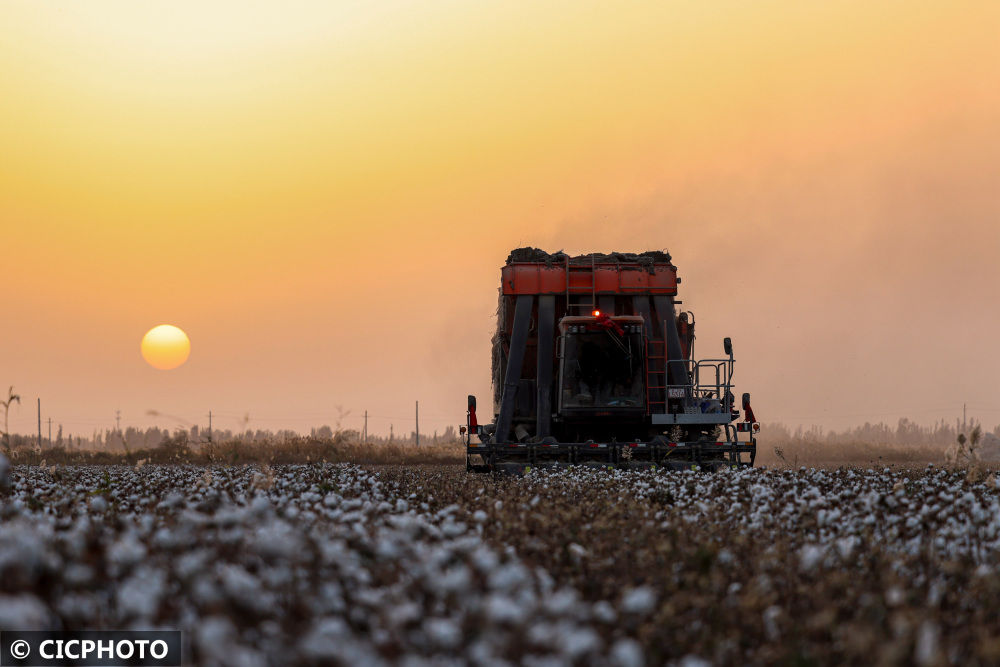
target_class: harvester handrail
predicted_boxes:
[664,357,734,412]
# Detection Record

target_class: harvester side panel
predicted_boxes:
[495,295,532,443]
[536,295,555,438]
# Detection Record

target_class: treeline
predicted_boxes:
[5,416,994,455]
[3,423,460,453]
[767,417,999,447]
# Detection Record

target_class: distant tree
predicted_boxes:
[312,425,334,439]
[1,386,21,451]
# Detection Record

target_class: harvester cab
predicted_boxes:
[465,248,758,474]
[558,313,645,412]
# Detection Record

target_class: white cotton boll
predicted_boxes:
[316,582,347,615]
[621,587,657,615]
[159,491,185,510]
[424,618,462,649]
[885,587,905,607]
[89,495,108,513]
[471,545,500,572]
[63,563,94,587]
[107,534,147,575]
[386,513,421,537]
[798,544,824,572]
[544,588,580,616]
[835,537,857,560]
[0,593,52,630]
[592,600,617,623]
[678,656,712,667]
[0,523,55,586]
[441,521,467,537]
[489,561,530,591]
[219,564,273,614]
[527,621,556,646]
[115,567,165,620]
[196,616,243,664]
[388,601,422,627]
[253,520,303,561]
[915,621,941,666]
[468,639,498,666]
[535,567,556,594]
[434,564,472,596]
[568,543,588,562]
[485,594,522,624]
[375,537,401,562]
[610,638,644,667]
[558,627,602,659]
[249,494,272,517]
[174,549,210,581]
[56,592,100,623]
[341,498,363,512]
[523,653,568,667]
[763,605,782,641]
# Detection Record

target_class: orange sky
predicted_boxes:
[2,1,999,438]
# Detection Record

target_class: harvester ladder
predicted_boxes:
[645,337,666,414]
[565,254,597,312]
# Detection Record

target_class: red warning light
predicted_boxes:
[592,310,601,317]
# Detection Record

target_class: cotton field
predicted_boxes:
[2,462,1000,665]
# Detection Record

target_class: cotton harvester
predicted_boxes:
[463,248,759,473]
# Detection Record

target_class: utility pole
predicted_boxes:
[390,424,393,443]
[208,410,212,443]
[47,418,52,446]
[363,410,368,444]
[37,398,42,449]
[963,403,967,433]
[415,400,420,447]
[115,409,122,433]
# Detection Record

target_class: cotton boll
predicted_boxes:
[621,587,657,615]
[0,593,53,629]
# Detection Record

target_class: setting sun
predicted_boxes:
[140,325,191,370]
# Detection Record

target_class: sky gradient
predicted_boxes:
[2,1,999,439]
